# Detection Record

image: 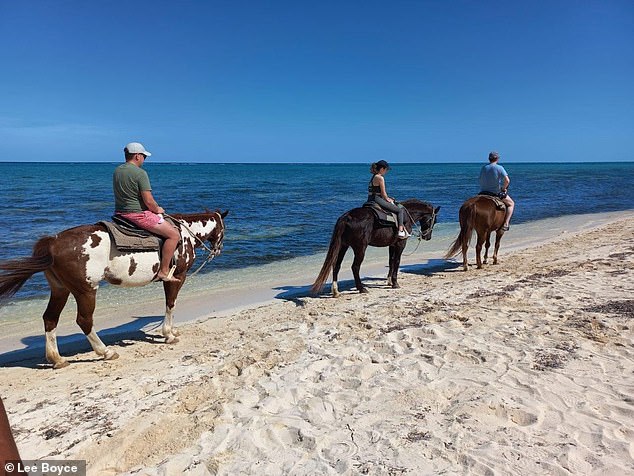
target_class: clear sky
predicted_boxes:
[1,1,632,163]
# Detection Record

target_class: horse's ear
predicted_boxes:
[221,210,229,218]
[435,206,441,214]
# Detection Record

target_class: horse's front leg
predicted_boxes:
[162,276,186,343]
[387,247,394,287]
[351,244,368,293]
[75,290,119,362]
[390,244,405,289]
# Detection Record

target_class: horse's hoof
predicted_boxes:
[332,292,340,298]
[172,328,181,337]
[359,288,369,294]
[477,265,483,269]
[463,266,469,272]
[483,260,488,264]
[104,350,119,361]
[166,336,180,344]
[391,283,401,289]
[53,360,70,370]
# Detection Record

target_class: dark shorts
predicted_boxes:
[479,191,507,199]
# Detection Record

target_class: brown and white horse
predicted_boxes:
[0,210,227,368]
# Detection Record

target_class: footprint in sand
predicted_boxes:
[488,402,538,426]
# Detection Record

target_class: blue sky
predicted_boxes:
[1,1,632,163]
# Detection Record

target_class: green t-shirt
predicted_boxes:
[113,162,152,212]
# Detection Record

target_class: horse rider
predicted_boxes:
[113,142,181,282]
[479,151,515,231]
[367,160,410,239]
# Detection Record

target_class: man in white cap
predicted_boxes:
[479,151,515,231]
[113,142,180,282]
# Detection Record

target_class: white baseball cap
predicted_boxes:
[124,142,152,157]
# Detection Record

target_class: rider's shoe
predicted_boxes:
[398,230,411,239]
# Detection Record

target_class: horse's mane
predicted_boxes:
[170,210,221,221]
[400,198,433,209]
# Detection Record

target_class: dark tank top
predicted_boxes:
[368,174,381,197]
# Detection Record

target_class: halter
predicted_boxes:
[165,213,221,278]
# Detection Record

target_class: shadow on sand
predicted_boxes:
[0,315,165,369]
[273,277,389,304]
[399,258,463,276]
[273,259,459,303]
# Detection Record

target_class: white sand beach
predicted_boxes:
[1,212,633,475]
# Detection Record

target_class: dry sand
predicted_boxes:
[1,215,633,475]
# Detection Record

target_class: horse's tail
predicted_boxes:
[0,236,54,300]
[445,201,476,259]
[311,217,347,295]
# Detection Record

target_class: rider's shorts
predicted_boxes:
[115,210,164,229]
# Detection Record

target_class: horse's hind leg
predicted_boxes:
[331,245,348,298]
[351,244,368,293]
[493,230,503,265]
[483,232,492,264]
[475,232,485,269]
[461,239,469,271]
[74,290,119,361]
[42,272,71,369]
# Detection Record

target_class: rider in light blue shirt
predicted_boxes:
[478,151,515,231]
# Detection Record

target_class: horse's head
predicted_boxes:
[207,210,229,256]
[418,205,440,241]
[402,199,441,241]
[175,210,228,259]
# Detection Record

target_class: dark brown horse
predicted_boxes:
[445,195,506,270]
[0,210,227,368]
[312,199,440,296]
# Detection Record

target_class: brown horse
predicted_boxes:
[445,195,506,270]
[0,210,227,368]
[312,199,440,296]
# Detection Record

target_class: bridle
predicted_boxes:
[402,205,437,256]
[165,213,224,278]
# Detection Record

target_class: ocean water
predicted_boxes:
[0,161,633,304]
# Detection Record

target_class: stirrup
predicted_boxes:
[166,265,177,280]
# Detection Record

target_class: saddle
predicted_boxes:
[362,201,398,228]
[477,194,506,210]
[98,215,180,252]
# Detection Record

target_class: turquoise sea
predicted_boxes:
[1,161,633,301]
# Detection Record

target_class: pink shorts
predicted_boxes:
[116,210,164,229]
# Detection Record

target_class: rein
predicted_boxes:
[165,213,218,278]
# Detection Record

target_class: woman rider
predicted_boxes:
[367,160,410,239]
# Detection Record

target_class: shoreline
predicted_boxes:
[1,209,633,363]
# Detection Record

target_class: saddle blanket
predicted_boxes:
[477,194,506,210]
[362,201,398,228]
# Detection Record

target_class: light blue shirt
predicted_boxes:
[479,163,508,193]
